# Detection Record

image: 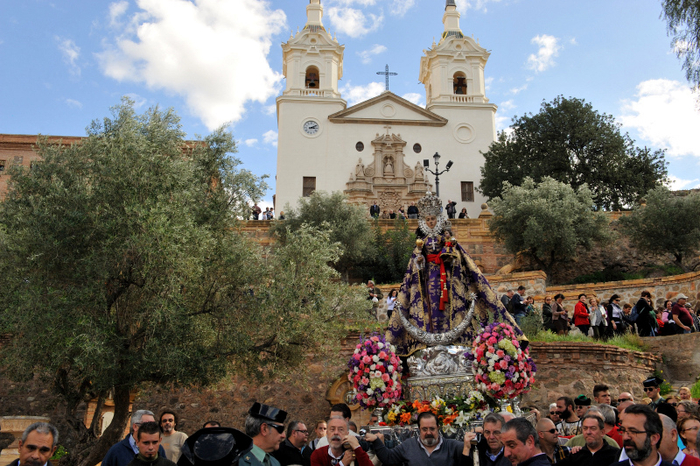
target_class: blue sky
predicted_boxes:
[2,0,699,207]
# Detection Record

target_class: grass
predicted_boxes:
[568,264,685,285]
[528,330,648,352]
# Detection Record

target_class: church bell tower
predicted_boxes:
[419,0,491,108]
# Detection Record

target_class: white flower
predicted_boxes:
[372,355,380,363]
[354,367,359,373]
[367,388,374,395]
[378,342,384,349]
[455,411,470,427]
[370,364,376,370]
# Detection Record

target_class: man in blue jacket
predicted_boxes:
[102,410,167,466]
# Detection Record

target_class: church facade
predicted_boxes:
[274,0,498,215]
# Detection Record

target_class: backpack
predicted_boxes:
[507,298,515,314]
[628,305,639,323]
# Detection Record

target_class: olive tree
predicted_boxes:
[488,177,610,281]
[0,99,370,466]
[620,186,700,272]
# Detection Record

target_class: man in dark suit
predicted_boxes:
[369,202,380,219]
[501,418,550,466]
[9,422,58,466]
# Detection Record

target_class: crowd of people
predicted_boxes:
[369,199,470,220]
[501,287,700,337]
[12,380,700,466]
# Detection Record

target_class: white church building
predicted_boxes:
[274,0,498,214]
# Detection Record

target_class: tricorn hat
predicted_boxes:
[643,376,663,387]
[248,402,287,423]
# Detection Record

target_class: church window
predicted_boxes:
[0,160,5,172]
[453,72,467,95]
[413,143,422,154]
[303,176,316,197]
[461,181,474,202]
[355,141,364,152]
[305,66,320,89]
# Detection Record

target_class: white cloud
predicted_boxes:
[98,0,287,130]
[263,130,278,147]
[569,37,578,46]
[495,114,511,133]
[357,44,387,64]
[109,1,129,27]
[262,104,276,116]
[508,83,528,95]
[666,175,700,190]
[499,99,516,111]
[56,37,81,76]
[243,138,258,147]
[619,79,700,158]
[526,34,560,73]
[390,0,415,16]
[402,92,423,107]
[125,92,147,109]
[484,76,494,92]
[455,0,503,13]
[340,81,385,105]
[326,7,383,38]
[65,99,83,109]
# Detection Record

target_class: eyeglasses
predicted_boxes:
[265,422,285,434]
[643,387,656,392]
[619,427,649,437]
[295,430,309,434]
[539,429,557,434]
[549,412,557,415]
[670,403,679,407]
[617,398,631,403]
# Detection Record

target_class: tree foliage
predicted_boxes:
[356,218,416,284]
[271,191,373,278]
[0,99,370,466]
[662,0,700,90]
[619,186,700,272]
[480,96,668,210]
[488,177,610,281]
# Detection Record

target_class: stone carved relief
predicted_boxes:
[345,131,432,211]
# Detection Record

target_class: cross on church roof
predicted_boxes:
[376,64,398,91]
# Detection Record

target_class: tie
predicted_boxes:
[673,461,680,466]
[263,453,271,466]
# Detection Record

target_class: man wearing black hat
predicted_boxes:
[239,403,287,466]
[643,377,666,410]
[574,395,592,419]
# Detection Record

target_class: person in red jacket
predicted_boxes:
[573,293,591,337]
[310,417,372,466]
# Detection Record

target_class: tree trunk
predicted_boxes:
[74,386,131,466]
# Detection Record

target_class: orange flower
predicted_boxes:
[400,413,412,424]
[412,400,423,409]
[417,404,431,413]
[443,413,458,425]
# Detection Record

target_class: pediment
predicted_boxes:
[328,91,447,127]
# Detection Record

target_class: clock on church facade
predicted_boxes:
[274,0,498,215]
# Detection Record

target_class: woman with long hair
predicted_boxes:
[386,288,398,320]
[589,296,607,340]
[606,294,626,336]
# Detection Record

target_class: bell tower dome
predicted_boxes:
[419,0,492,109]
[280,0,344,99]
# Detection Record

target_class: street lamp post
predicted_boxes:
[423,152,453,198]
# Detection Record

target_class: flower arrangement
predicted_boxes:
[385,392,491,433]
[347,333,403,409]
[467,322,536,399]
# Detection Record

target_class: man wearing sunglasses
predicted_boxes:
[643,377,666,410]
[273,421,311,466]
[240,402,287,466]
[537,418,571,464]
[617,393,635,412]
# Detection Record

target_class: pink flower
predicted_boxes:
[496,350,505,358]
[379,351,387,359]
[371,336,379,342]
[353,353,361,361]
[363,355,371,364]
[499,360,508,369]
[488,337,498,345]
[382,373,391,382]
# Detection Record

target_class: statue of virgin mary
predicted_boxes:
[386,192,525,357]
